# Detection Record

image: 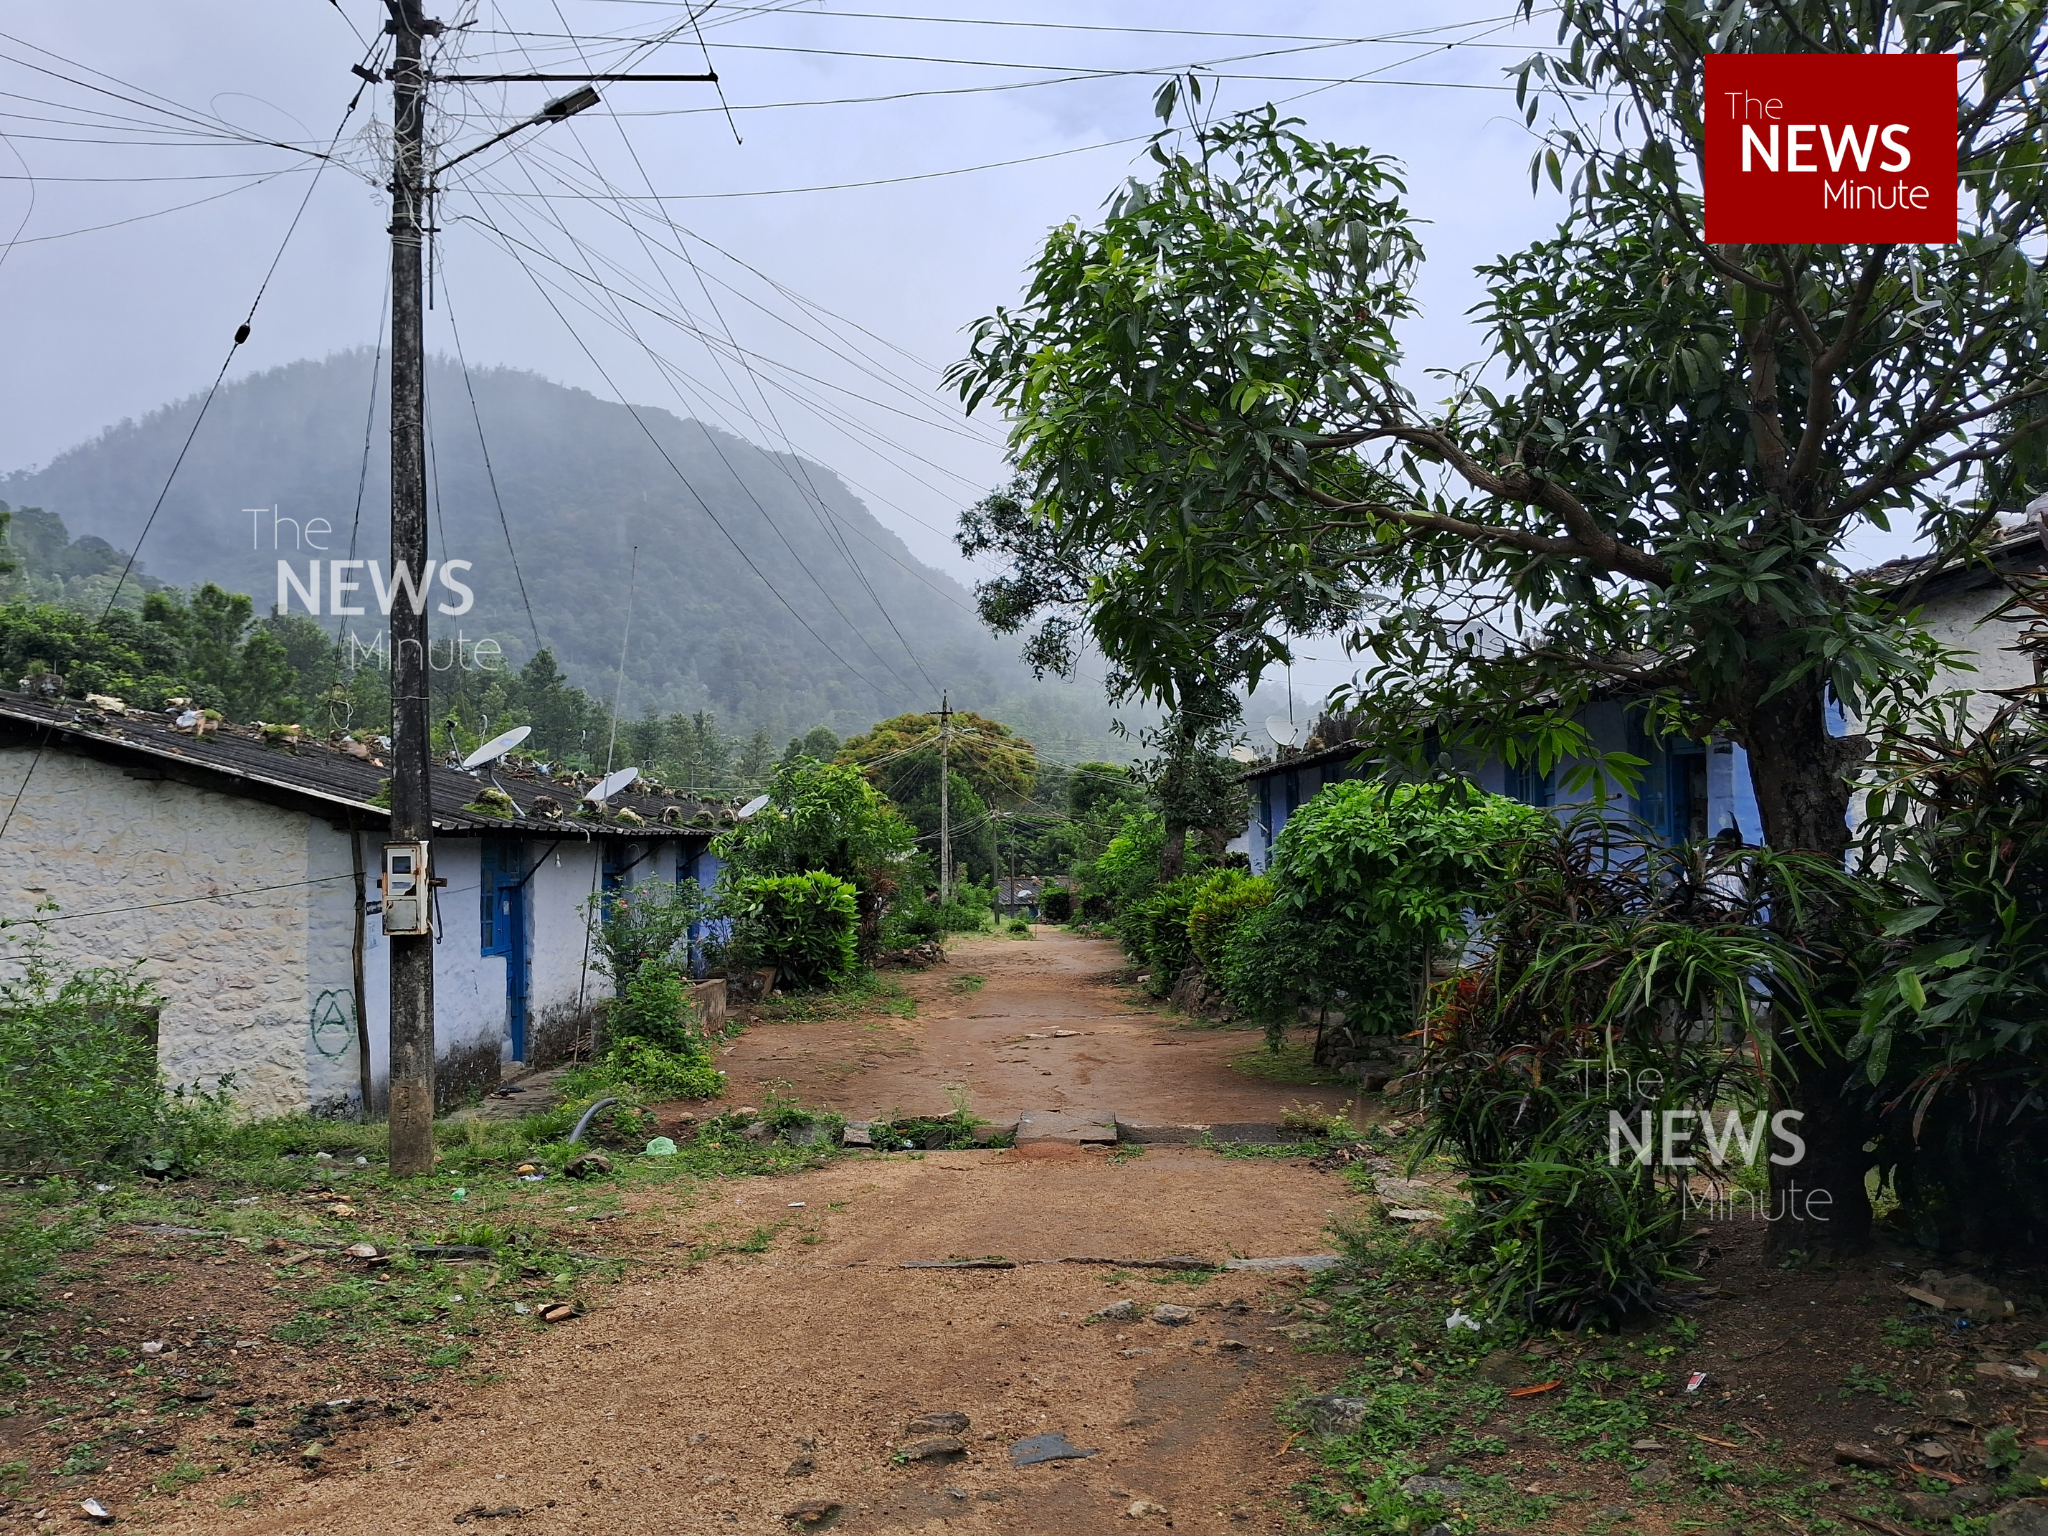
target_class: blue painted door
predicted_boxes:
[480,841,531,1061]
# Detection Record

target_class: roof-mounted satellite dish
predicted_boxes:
[462,725,532,771]
[1227,744,1258,764]
[1265,714,1306,749]
[583,766,640,803]
[736,793,772,819]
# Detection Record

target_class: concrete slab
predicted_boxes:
[1016,1108,1117,1146]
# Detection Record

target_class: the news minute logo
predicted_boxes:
[1704,53,1957,244]
[251,506,504,673]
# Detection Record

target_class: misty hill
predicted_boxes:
[0,352,1128,757]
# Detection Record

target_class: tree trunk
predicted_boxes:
[1158,815,1187,880]
[1738,676,1873,1257]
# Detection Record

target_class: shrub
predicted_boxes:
[606,962,700,1054]
[592,879,711,985]
[1040,889,1073,923]
[1418,814,1832,1328]
[601,1039,725,1101]
[725,871,860,990]
[1123,874,1205,993]
[712,760,916,961]
[1079,809,1166,915]
[0,930,232,1176]
[1186,869,1271,970]
[1226,778,1547,1062]
[1853,695,2048,1257]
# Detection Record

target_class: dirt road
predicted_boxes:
[717,927,1361,1131]
[167,931,1371,1536]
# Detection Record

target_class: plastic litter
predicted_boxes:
[450,1187,468,1201]
[1685,1371,1709,1393]
[1445,1309,1481,1331]
[644,1137,678,1156]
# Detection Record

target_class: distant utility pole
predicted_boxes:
[937,692,953,904]
[378,0,715,1176]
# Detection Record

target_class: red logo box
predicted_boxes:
[1704,54,1956,244]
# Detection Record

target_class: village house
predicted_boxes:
[0,693,726,1118]
[1243,514,2048,871]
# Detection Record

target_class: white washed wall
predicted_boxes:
[0,747,318,1117]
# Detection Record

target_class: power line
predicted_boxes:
[436,252,543,650]
[466,106,928,698]
[480,216,894,703]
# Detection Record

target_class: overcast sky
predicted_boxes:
[0,2,1916,703]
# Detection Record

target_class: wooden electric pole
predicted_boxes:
[375,5,716,1176]
[384,0,439,1178]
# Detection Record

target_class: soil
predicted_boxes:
[714,929,1363,1129]
[4,929,2043,1536]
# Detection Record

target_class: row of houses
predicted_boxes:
[0,695,725,1118]
[1243,520,2047,871]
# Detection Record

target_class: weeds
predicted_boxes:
[755,970,917,1022]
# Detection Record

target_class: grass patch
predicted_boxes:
[947,973,987,993]
[753,970,917,1023]
[1227,1037,1349,1086]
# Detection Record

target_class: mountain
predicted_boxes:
[0,352,1131,757]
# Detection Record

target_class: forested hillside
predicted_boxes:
[0,352,1128,758]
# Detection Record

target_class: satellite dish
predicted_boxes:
[583,766,640,803]
[1265,715,1305,749]
[462,725,532,770]
[1227,744,1257,764]
[736,793,772,819]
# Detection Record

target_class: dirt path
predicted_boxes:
[717,927,1363,1131]
[159,932,1374,1536]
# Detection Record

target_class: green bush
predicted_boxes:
[712,759,917,962]
[1040,889,1073,923]
[1186,869,1271,970]
[1224,778,1546,1060]
[601,1039,725,1101]
[591,879,710,986]
[1123,874,1205,994]
[1078,809,1167,915]
[1419,814,1831,1327]
[725,871,860,990]
[0,931,232,1176]
[1853,697,2048,1257]
[606,962,700,1054]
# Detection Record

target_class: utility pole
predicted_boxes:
[384,0,439,1178]
[937,692,952,904]
[374,6,715,1177]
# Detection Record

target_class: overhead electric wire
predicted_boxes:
[336,279,388,647]
[457,85,927,701]
[529,3,938,694]
[476,207,894,705]
[436,252,544,650]
[0,46,375,850]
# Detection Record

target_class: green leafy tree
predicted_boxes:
[712,759,917,958]
[838,709,1038,807]
[782,725,841,765]
[950,8,2048,1250]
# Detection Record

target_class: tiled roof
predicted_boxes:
[1854,521,2047,593]
[0,692,724,839]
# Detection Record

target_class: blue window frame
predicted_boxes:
[1506,758,1553,808]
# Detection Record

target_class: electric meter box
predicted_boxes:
[381,841,433,936]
